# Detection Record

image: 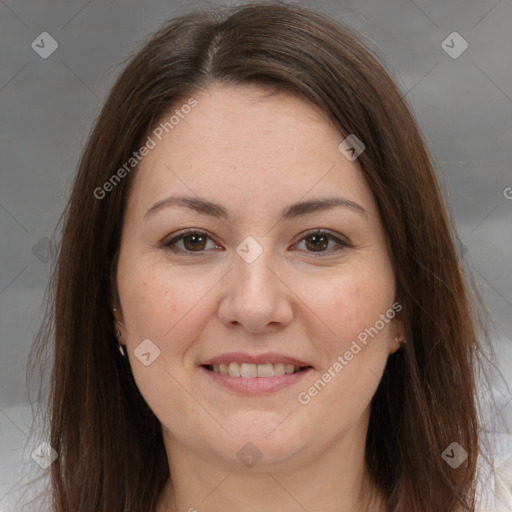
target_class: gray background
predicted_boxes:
[1,0,511,510]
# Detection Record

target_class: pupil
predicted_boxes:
[307,234,328,251]
[185,234,205,250]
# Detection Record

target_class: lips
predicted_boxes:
[200,364,312,394]
[199,352,313,392]
[200,352,311,367]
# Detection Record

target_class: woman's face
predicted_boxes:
[115,84,403,469]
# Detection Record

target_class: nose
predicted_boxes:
[217,246,294,333]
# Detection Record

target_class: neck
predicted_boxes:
[156,410,386,512]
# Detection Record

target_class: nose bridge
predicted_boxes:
[233,236,279,300]
[219,235,293,331]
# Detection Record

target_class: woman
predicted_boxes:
[29,2,504,511]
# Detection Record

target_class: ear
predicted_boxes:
[112,306,127,344]
[388,310,406,355]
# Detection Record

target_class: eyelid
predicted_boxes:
[295,228,350,244]
[163,227,351,258]
[163,228,222,255]
[291,228,351,255]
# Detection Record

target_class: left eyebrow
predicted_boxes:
[143,195,368,220]
[281,197,368,220]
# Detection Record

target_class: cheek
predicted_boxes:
[117,257,210,421]
[296,261,395,405]
[118,257,212,345]
[304,261,395,347]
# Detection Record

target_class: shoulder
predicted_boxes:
[476,431,512,512]
[494,437,512,511]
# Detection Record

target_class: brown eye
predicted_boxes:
[182,233,207,251]
[295,230,349,256]
[304,233,330,252]
[164,229,220,255]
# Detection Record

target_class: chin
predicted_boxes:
[219,419,310,466]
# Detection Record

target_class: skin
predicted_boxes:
[113,84,404,512]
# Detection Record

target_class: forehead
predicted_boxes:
[126,84,377,221]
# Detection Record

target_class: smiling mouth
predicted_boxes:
[202,362,311,378]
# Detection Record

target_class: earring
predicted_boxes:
[113,307,126,357]
[116,330,125,357]
[113,307,124,327]
[395,334,407,347]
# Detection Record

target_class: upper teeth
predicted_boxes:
[211,362,303,378]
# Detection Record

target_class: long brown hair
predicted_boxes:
[29,2,492,510]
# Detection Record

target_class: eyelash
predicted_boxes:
[162,228,350,257]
